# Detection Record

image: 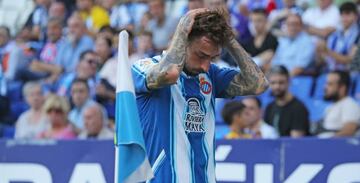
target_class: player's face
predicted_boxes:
[185,36,221,76]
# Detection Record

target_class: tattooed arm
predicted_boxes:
[146,9,207,89]
[224,39,269,97]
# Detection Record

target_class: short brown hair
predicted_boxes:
[188,9,234,46]
[221,101,246,125]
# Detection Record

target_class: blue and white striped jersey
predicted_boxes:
[132,55,238,183]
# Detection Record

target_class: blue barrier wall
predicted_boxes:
[0,138,359,183]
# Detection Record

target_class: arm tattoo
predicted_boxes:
[146,16,193,89]
[225,39,269,97]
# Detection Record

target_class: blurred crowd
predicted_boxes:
[0,0,360,140]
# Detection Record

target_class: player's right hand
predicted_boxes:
[177,8,209,36]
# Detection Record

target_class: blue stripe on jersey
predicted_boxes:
[151,57,159,63]
[133,65,146,77]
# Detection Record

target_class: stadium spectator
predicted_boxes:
[317,71,360,137]
[316,2,359,72]
[76,0,110,33]
[97,25,116,41]
[264,65,310,137]
[17,17,64,83]
[38,94,76,139]
[222,100,252,139]
[94,35,113,69]
[4,32,38,81]
[271,13,314,76]
[68,78,96,132]
[133,31,156,59]
[351,41,360,71]
[0,63,9,124]
[49,1,67,22]
[55,13,94,74]
[205,0,227,9]
[110,0,148,32]
[268,0,303,37]
[57,50,100,97]
[188,0,205,11]
[0,26,15,62]
[244,8,278,71]
[146,0,178,51]
[99,30,138,89]
[15,82,47,139]
[242,97,279,139]
[30,0,52,41]
[78,103,113,139]
[302,0,340,40]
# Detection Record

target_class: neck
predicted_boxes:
[52,121,67,129]
[31,107,42,113]
[249,119,261,130]
[336,94,347,102]
[276,92,292,106]
[320,4,331,11]
[256,30,266,37]
[156,16,165,26]
[343,23,354,31]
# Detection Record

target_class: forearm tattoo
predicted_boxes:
[225,39,269,97]
[146,15,193,89]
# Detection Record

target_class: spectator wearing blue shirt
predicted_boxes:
[32,0,51,41]
[316,2,359,72]
[68,78,96,131]
[146,0,178,52]
[55,13,94,74]
[272,13,314,76]
[268,0,303,37]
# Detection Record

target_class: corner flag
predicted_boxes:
[114,30,153,183]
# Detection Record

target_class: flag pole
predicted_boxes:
[114,30,153,183]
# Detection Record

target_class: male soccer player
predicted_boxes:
[132,8,268,182]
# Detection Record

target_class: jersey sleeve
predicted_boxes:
[210,64,239,98]
[131,58,158,94]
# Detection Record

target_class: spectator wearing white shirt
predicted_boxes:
[302,0,340,40]
[15,82,48,139]
[319,70,360,137]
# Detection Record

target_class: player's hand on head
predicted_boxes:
[178,8,209,36]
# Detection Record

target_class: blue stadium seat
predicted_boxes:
[215,124,230,139]
[304,99,331,123]
[10,100,29,122]
[215,98,228,124]
[7,81,23,102]
[103,102,115,120]
[312,74,327,99]
[290,76,313,101]
[353,74,360,101]
[258,88,273,110]
[2,125,15,138]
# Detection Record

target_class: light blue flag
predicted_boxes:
[114,31,153,183]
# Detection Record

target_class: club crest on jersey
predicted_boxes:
[134,59,156,72]
[184,98,205,133]
[199,77,212,94]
